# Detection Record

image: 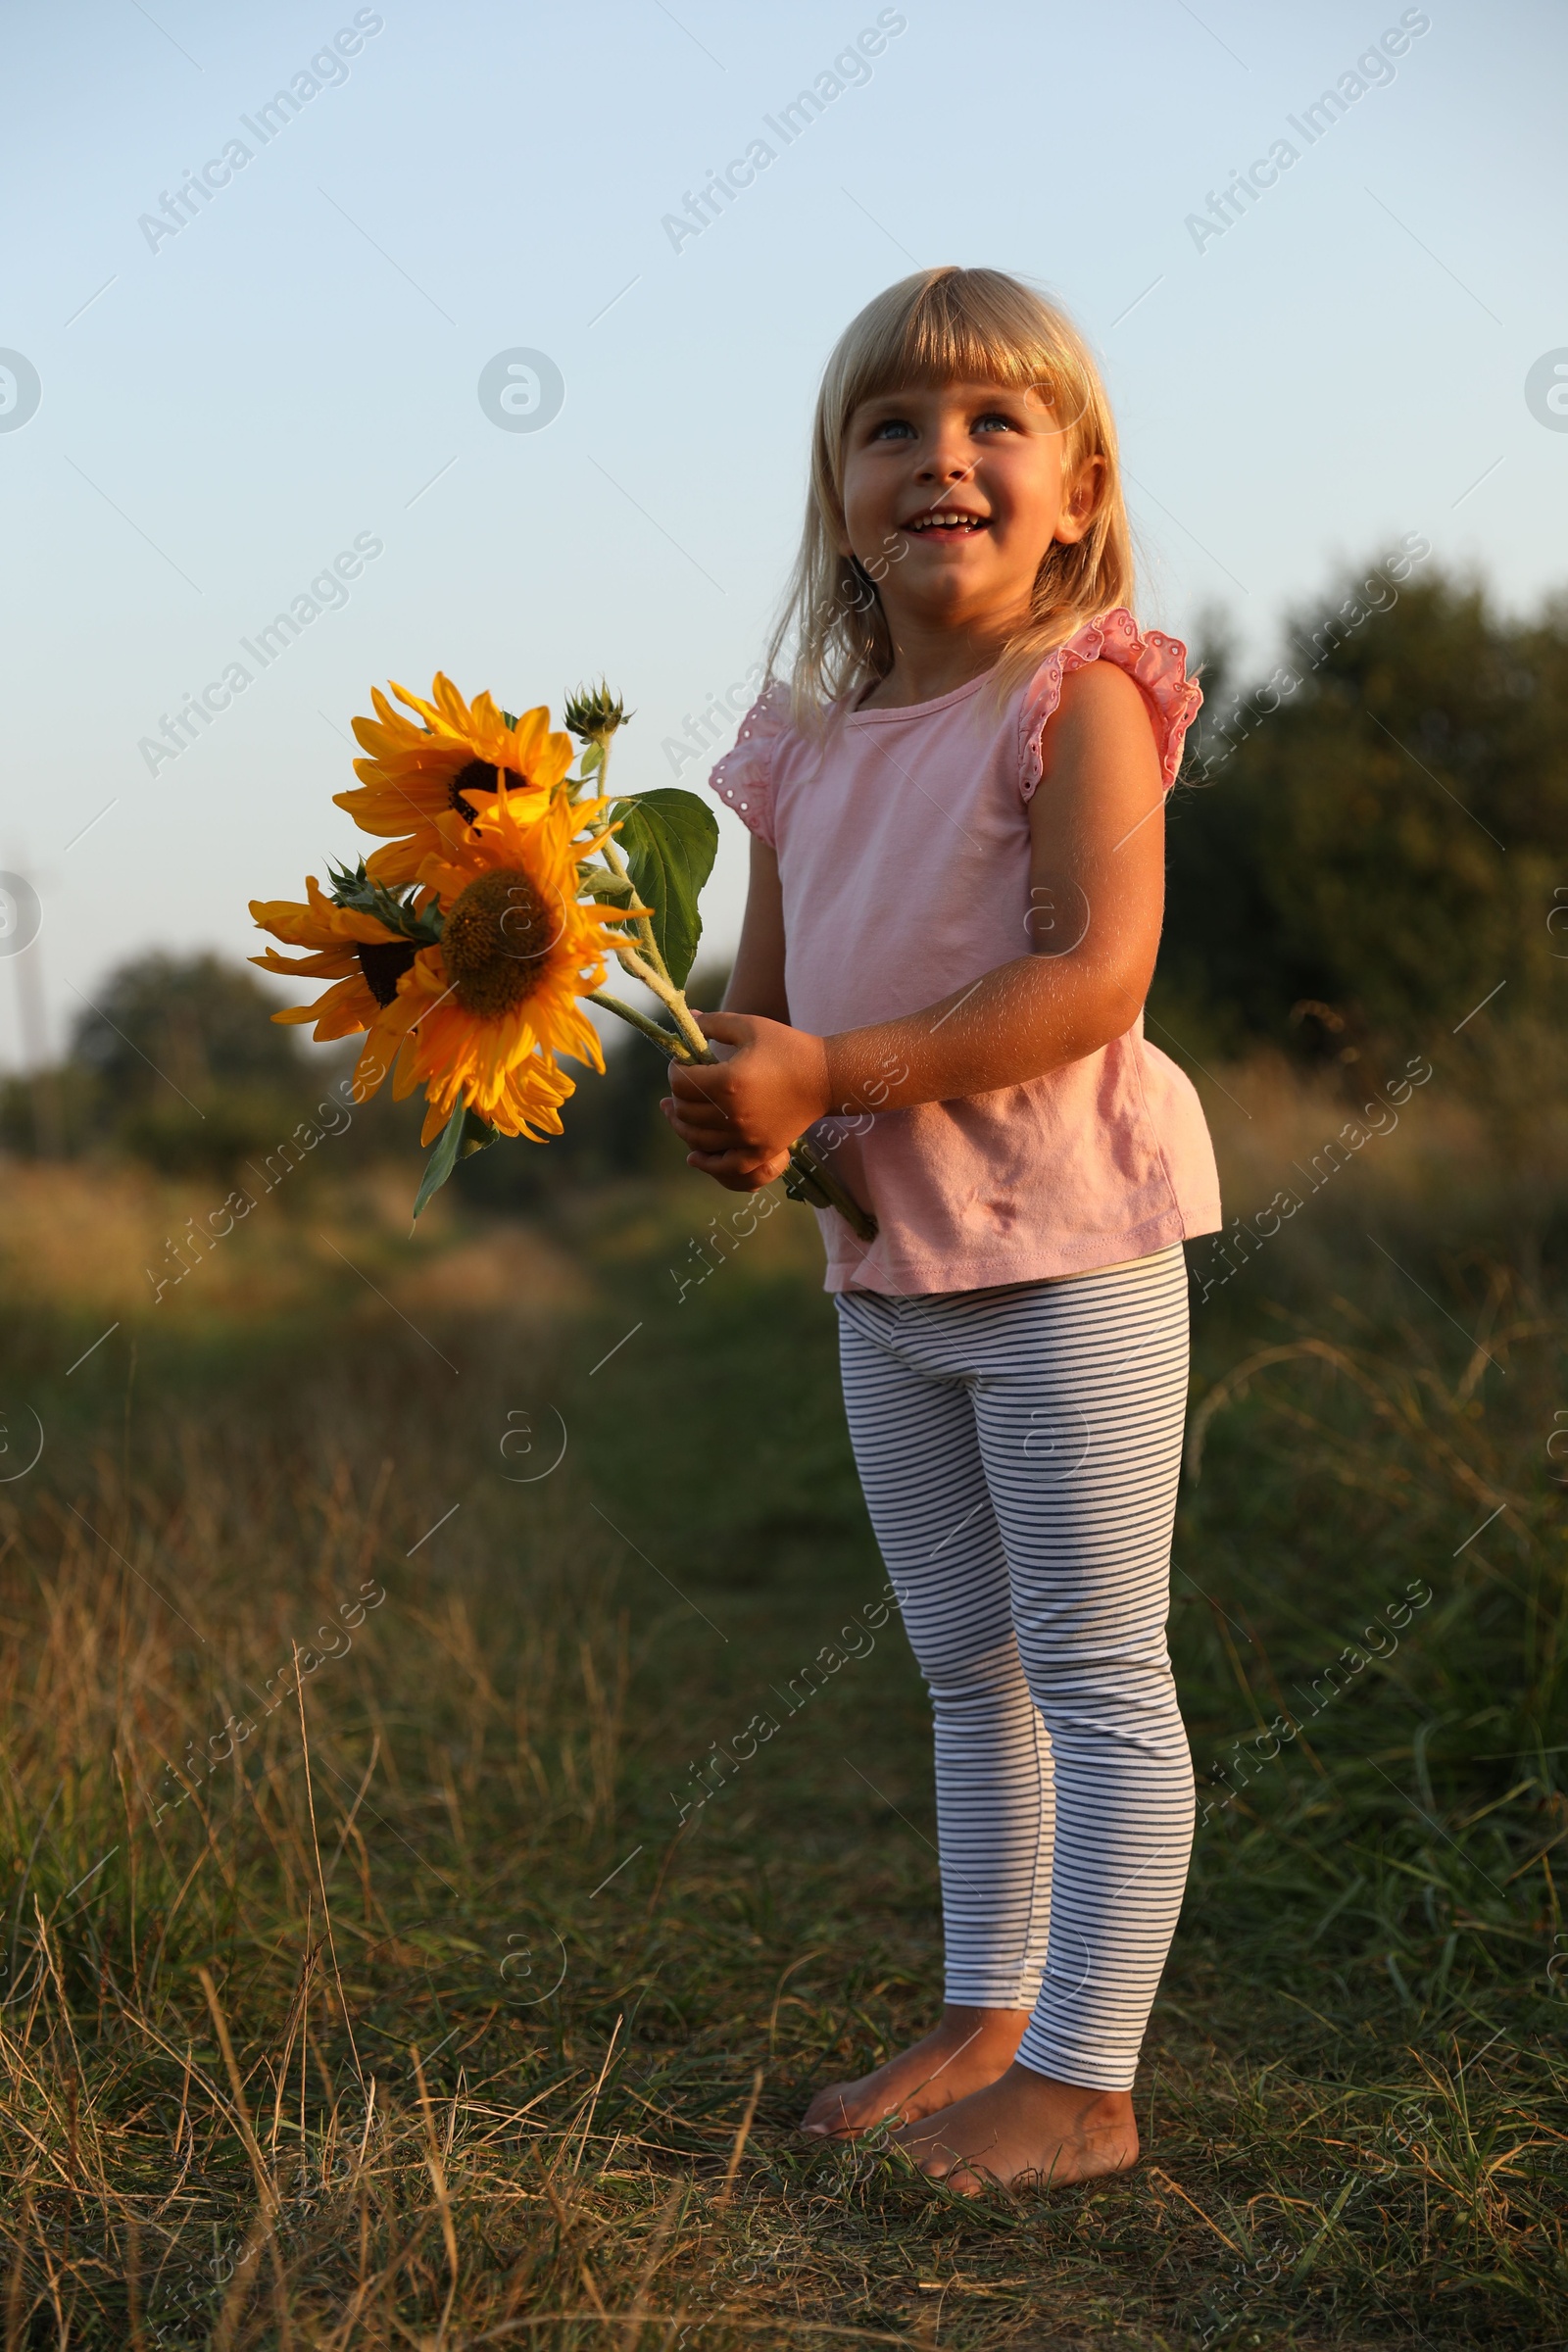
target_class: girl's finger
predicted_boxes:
[694,1010,752,1049]
[684,1151,754,1186]
[685,1144,776,1181]
[669,1063,734,1103]
[665,1105,742,1142]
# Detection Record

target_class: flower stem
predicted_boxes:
[609,941,711,1062]
[589,734,711,1063]
[783,1136,879,1241]
[584,730,877,1240]
[587,990,691,1059]
[595,734,664,972]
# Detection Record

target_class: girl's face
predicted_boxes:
[836,378,1102,640]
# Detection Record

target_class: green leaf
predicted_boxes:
[326,858,443,947]
[610,789,718,989]
[583,866,638,905]
[412,1105,497,1223]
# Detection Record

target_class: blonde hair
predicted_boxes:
[767,267,1134,723]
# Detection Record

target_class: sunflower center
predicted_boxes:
[449,758,514,823]
[356,939,417,1007]
[441,869,556,1018]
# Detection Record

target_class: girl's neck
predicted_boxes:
[858,612,1019,711]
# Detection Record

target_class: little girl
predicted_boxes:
[662,267,1221,2192]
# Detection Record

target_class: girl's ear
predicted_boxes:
[1054,453,1106,548]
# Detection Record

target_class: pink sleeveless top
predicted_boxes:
[709,609,1222,1296]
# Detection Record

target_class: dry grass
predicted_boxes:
[0,1159,588,1326]
[0,1055,1563,2348]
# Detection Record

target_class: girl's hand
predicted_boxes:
[662,1011,830,1191]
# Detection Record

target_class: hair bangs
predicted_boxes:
[827,271,1089,476]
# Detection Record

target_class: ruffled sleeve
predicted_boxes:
[1019,610,1202,800]
[708,682,792,847]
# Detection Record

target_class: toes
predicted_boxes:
[800,2088,857,2138]
[803,2081,915,2139]
[917,2148,976,2190]
[914,2145,992,2195]
[889,2120,1004,2194]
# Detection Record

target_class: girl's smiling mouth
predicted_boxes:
[904,509,991,535]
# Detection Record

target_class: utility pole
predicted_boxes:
[3,861,63,1157]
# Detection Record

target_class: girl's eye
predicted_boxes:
[974,413,1017,433]
[868,416,915,441]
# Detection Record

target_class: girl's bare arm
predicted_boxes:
[717,837,791,1022]
[665,662,1167,1189]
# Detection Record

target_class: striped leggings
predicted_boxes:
[835,1243,1194,2092]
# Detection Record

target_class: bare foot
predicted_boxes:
[801,2006,1029,2138]
[890,2062,1139,2193]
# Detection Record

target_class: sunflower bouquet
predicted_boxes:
[251,675,874,1232]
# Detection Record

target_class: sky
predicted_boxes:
[2,0,1564,1066]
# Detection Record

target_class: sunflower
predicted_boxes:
[392,784,638,1147]
[334,674,575,889]
[249,875,423,1096]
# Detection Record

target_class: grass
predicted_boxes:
[0,1046,1564,2349]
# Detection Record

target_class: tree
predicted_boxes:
[71,953,305,1110]
[68,953,318,1178]
[1155,568,1568,1055]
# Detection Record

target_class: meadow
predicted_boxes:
[0,1035,1563,2349]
